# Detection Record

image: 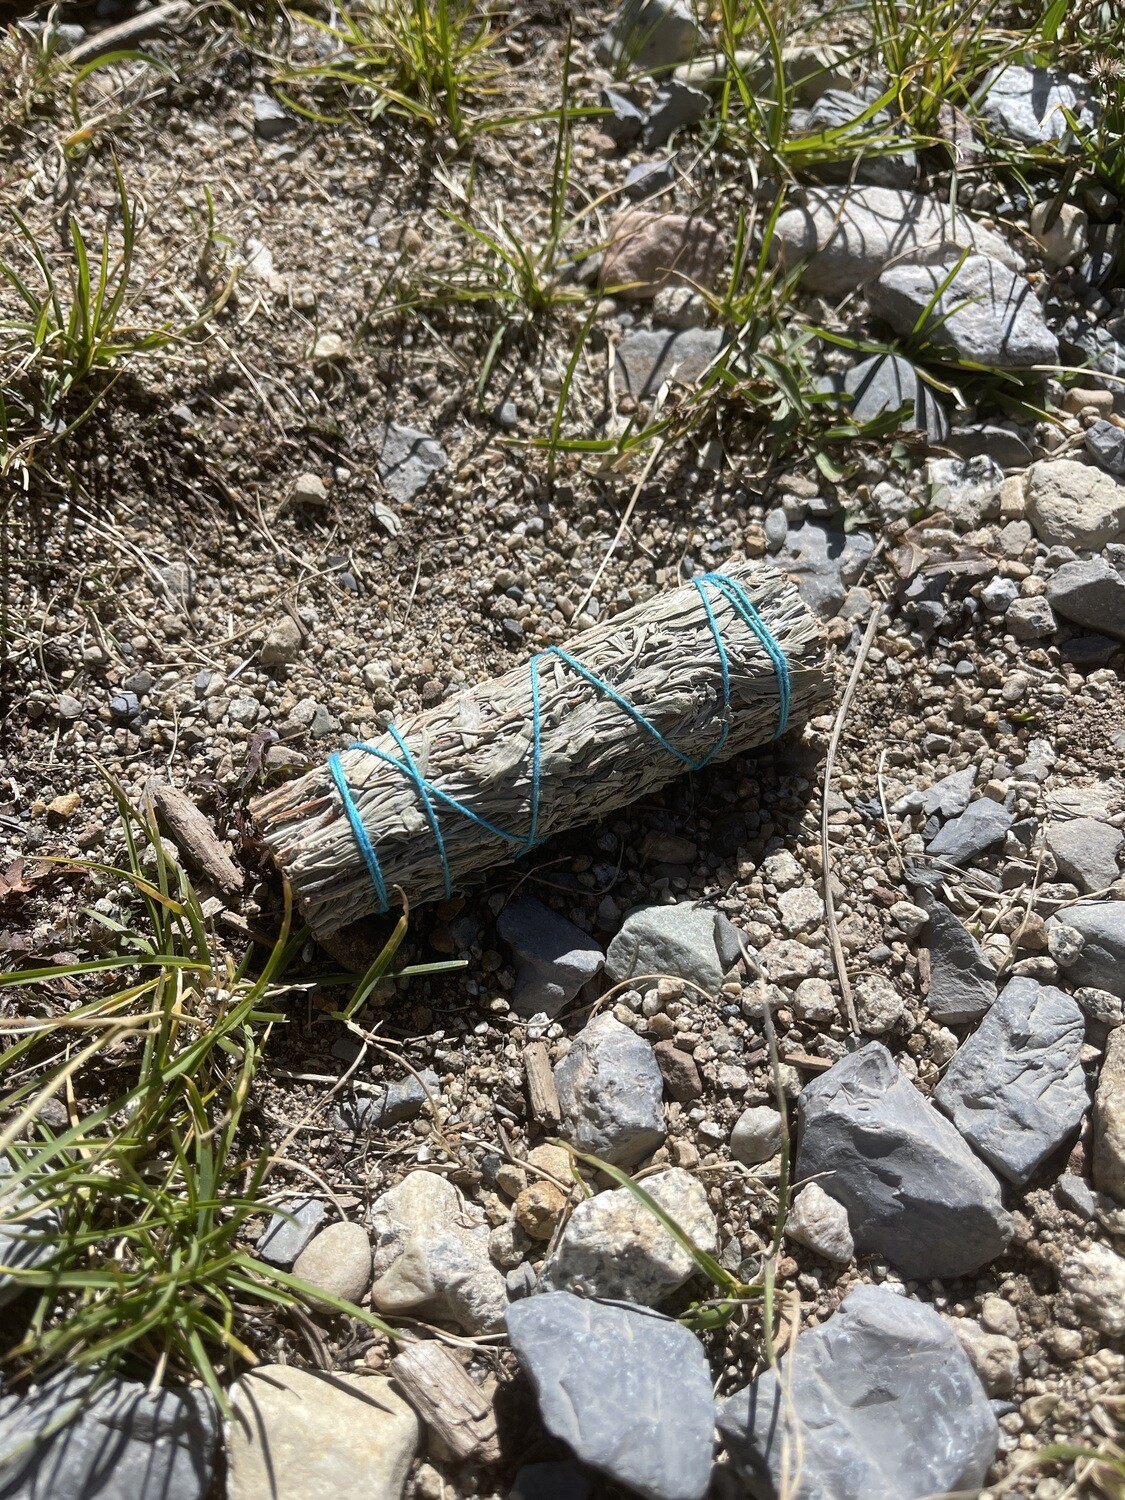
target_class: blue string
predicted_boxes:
[327,571,791,913]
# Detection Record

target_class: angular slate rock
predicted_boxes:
[921,766,976,818]
[257,1195,327,1267]
[0,1370,218,1500]
[600,86,645,145]
[917,896,998,1023]
[507,1293,714,1500]
[1086,419,1125,477]
[841,353,949,442]
[867,253,1057,368]
[796,1042,1012,1279]
[614,328,724,402]
[334,1069,441,1132]
[717,1284,998,1500]
[1047,558,1125,643]
[927,797,1012,866]
[605,902,731,994]
[554,1013,666,1166]
[1046,902,1125,999]
[377,423,448,503]
[251,91,295,140]
[623,160,676,200]
[935,979,1089,1186]
[498,895,604,1018]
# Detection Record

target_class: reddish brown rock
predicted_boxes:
[600,210,726,299]
[653,1040,703,1101]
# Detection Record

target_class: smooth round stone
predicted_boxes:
[292,1220,372,1305]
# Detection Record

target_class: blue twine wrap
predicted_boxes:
[328,570,791,912]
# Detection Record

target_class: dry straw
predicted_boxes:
[252,562,831,936]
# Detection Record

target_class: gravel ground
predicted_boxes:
[2,2,1125,1497]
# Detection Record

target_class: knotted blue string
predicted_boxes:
[328,571,791,912]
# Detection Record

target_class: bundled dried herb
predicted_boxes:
[252,563,830,936]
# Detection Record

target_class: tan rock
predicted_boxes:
[785,1182,854,1263]
[541,1167,718,1304]
[526,1143,573,1183]
[514,1181,567,1241]
[1026,458,1125,550]
[228,1367,418,1500]
[1094,1025,1125,1203]
[292,1220,372,1306]
[946,1318,1019,1395]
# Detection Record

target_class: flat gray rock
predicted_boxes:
[779,521,875,617]
[596,0,704,73]
[1047,903,1125,999]
[841,353,949,441]
[1048,558,1125,642]
[918,896,998,1023]
[0,1370,218,1500]
[927,797,1012,866]
[555,1013,666,1167]
[801,89,916,188]
[1045,817,1123,893]
[935,978,1089,1186]
[378,423,448,502]
[977,64,1095,146]
[868,253,1057,367]
[717,1284,997,1500]
[498,896,604,1018]
[257,1196,327,1267]
[614,328,724,402]
[796,1042,1012,1279]
[772,185,1021,296]
[0,1162,58,1308]
[605,902,731,994]
[945,422,1034,469]
[507,1293,714,1500]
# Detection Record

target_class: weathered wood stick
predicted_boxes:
[389,1340,501,1464]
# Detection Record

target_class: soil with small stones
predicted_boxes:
[2,4,1125,1498]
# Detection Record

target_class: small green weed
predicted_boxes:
[275,0,505,141]
[0,160,220,481]
[0,13,71,135]
[868,0,1011,137]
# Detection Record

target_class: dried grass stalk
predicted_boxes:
[252,562,831,936]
